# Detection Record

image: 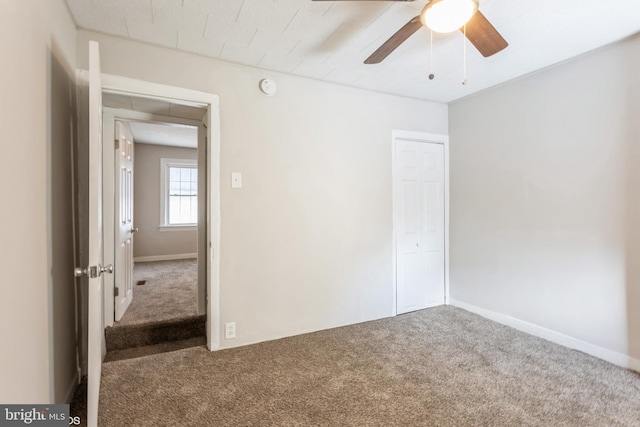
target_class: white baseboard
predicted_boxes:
[133,253,197,263]
[449,299,640,373]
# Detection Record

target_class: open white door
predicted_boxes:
[86,40,107,427]
[114,120,135,321]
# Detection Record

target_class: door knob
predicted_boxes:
[130,227,139,234]
[74,264,114,278]
[100,264,114,274]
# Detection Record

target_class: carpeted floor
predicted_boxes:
[99,306,640,426]
[117,259,198,326]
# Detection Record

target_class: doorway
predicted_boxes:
[98,73,221,351]
[103,95,206,324]
[392,131,449,315]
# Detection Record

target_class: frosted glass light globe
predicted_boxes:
[421,0,478,33]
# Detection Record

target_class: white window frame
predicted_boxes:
[160,157,198,231]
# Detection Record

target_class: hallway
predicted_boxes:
[117,259,198,326]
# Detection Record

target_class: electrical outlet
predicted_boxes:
[225,322,236,339]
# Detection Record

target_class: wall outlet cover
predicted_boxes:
[225,322,236,339]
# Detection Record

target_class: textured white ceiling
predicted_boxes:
[128,121,198,148]
[66,0,640,102]
[103,93,203,147]
[103,92,207,120]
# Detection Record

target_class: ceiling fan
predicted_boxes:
[313,0,508,64]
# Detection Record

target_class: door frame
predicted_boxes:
[391,130,450,316]
[100,73,221,350]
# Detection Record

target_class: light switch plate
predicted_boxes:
[231,172,242,188]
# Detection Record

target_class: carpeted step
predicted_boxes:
[104,336,207,363]
[105,315,206,352]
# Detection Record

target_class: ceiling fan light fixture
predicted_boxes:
[421,0,478,33]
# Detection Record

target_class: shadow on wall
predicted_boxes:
[48,43,79,402]
[625,128,640,369]
[626,33,640,370]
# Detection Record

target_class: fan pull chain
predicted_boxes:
[462,24,468,85]
[428,29,435,80]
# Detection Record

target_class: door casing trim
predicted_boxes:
[100,73,221,351]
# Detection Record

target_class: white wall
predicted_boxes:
[76,30,448,348]
[134,143,198,259]
[0,0,78,403]
[449,34,640,368]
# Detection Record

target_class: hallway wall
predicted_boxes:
[134,143,198,260]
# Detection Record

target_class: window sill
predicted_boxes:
[158,225,197,232]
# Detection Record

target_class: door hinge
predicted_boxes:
[114,287,120,297]
[115,138,120,150]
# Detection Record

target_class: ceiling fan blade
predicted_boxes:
[462,10,508,57]
[364,16,422,64]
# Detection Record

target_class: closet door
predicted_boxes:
[395,140,445,314]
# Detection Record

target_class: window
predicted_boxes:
[160,158,197,229]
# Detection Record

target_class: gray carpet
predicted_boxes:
[117,259,198,326]
[99,306,640,426]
